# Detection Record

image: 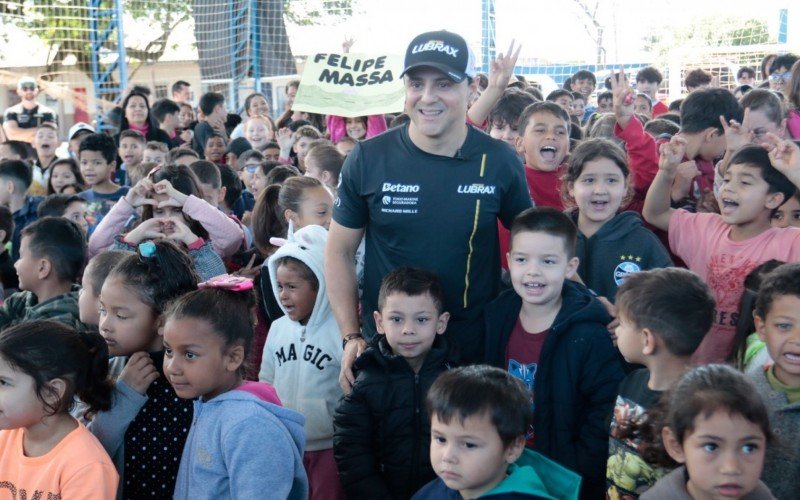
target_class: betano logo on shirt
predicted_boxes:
[457,183,496,194]
[411,40,459,58]
[382,182,420,193]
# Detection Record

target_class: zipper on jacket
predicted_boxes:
[300,326,306,342]
[412,372,420,486]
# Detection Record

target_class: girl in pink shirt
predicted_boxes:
[0,320,118,499]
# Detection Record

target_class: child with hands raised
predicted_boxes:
[87,165,238,279]
[643,134,800,363]
[164,275,308,499]
[87,240,199,499]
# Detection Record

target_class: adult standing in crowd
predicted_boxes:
[3,77,57,143]
[172,80,192,104]
[325,30,532,392]
[115,91,171,145]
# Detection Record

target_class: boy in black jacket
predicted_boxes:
[333,267,453,499]
[484,207,625,499]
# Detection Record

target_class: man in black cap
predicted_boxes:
[325,30,532,391]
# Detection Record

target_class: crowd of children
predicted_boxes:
[0,29,799,500]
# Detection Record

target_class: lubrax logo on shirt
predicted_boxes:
[457,183,497,194]
[382,182,420,193]
[411,40,459,58]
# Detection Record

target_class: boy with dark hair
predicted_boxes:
[497,102,573,269]
[151,98,182,147]
[484,207,625,498]
[334,267,454,499]
[224,137,253,170]
[571,69,597,120]
[116,129,146,185]
[643,118,680,138]
[414,365,582,499]
[488,89,536,150]
[263,140,281,162]
[596,90,613,114]
[748,262,800,499]
[0,140,32,162]
[644,136,800,363]
[570,69,596,101]
[31,122,59,195]
[737,66,757,86]
[193,92,228,157]
[606,268,715,498]
[0,206,17,293]
[571,92,586,122]
[611,70,742,213]
[683,68,712,92]
[545,89,574,114]
[171,80,191,103]
[0,159,42,261]
[37,193,90,234]
[168,147,199,166]
[0,216,86,330]
[77,133,128,228]
[636,66,668,117]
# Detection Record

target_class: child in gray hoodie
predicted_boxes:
[164,275,308,499]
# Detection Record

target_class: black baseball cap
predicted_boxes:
[400,30,477,83]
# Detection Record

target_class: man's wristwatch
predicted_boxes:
[342,333,363,350]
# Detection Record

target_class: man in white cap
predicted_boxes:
[67,122,95,159]
[3,77,58,143]
[325,30,532,391]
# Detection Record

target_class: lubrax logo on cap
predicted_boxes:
[411,40,460,58]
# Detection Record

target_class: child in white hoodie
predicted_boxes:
[259,224,345,500]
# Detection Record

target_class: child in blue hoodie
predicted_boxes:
[413,365,582,499]
[163,275,308,499]
[259,224,346,500]
[563,138,672,303]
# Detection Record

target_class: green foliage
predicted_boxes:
[0,0,354,79]
[644,17,772,63]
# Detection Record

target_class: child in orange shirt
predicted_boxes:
[0,320,118,498]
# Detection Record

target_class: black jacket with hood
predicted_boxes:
[484,280,625,500]
[573,210,672,302]
[333,335,454,500]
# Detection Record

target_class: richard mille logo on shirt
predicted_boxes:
[380,182,419,214]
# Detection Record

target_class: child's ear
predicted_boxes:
[704,127,721,143]
[225,344,245,372]
[514,135,525,155]
[284,208,297,226]
[45,377,68,409]
[156,315,166,337]
[641,328,656,356]
[321,171,333,187]
[503,435,526,464]
[765,191,786,210]
[37,256,52,280]
[373,310,385,335]
[217,186,227,205]
[436,311,450,335]
[662,426,687,464]
[565,256,580,279]
[566,180,576,199]
[109,160,117,170]
[754,312,767,342]
[0,230,7,244]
